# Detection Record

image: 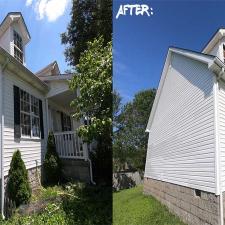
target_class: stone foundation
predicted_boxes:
[61,159,90,183]
[27,166,42,190]
[4,166,42,191]
[3,166,42,217]
[143,177,220,225]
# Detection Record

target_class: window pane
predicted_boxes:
[21,113,31,136]
[63,113,71,131]
[32,116,40,137]
[14,30,23,63]
[20,90,30,113]
[31,96,39,116]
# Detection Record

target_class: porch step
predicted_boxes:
[61,159,90,183]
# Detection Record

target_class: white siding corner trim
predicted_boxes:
[213,77,221,195]
[217,81,225,191]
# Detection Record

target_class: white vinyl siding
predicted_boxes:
[2,69,47,176]
[218,81,225,190]
[145,53,216,193]
[0,27,11,54]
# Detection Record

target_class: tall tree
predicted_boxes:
[61,0,112,66]
[113,89,156,172]
[70,37,112,184]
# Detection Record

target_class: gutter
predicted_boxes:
[0,57,9,219]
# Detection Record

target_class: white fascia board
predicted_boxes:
[202,29,225,54]
[40,74,73,81]
[146,48,215,132]
[146,50,171,132]
[0,47,49,93]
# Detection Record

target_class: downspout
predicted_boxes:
[0,57,9,219]
[76,87,95,185]
[87,157,96,185]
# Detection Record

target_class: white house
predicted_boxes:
[144,29,225,225]
[0,12,93,216]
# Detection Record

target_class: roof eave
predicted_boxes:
[0,47,49,93]
[202,29,224,54]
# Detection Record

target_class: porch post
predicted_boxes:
[45,98,49,135]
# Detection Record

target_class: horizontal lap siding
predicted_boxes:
[3,70,47,176]
[218,82,225,190]
[145,53,216,193]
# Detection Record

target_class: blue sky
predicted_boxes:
[113,0,225,103]
[0,0,72,74]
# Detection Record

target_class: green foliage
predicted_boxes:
[70,37,112,141]
[62,183,112,225]
[113,89,156,172]
[2,183,112,225]
[31,186,62,202]
[61,0,112,66]
[69,37,112,184]
[2,203,67,225]
[7,150,31,207]
[113,186,185,225]
[43,132,61,185]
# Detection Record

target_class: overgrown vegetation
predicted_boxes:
[43,132,61,185]
[113,89,156,172]
[1,183,112,225]
[113,186,185,225]
[7,150,31,207]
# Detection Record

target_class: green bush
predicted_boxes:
[43,132,61,185]
[7,150,31,207]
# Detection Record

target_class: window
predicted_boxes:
[62,113,72,131]
[20,89,40,137]
[13,30,23,64]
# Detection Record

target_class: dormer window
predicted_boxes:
[13,30,23,64]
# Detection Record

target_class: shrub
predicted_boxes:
[43,132,61,185]
[7,150,31,207]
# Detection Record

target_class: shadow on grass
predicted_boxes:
[62,184,112,225]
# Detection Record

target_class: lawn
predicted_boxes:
[0,183,112,225]
[113,186,186,225]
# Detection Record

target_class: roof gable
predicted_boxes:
[36,61,61,77]
[0,12,30,45]
[146,47,216,131]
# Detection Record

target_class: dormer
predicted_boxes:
[35,61,61,77]
[0,12,30,66]
[202,29,225,62]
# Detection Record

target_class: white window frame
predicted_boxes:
[13,30,23,64]
[20,89,41,139]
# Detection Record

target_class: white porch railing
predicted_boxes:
[54,131,87,159]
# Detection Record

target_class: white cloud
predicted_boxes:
[26,0,70,22]
[26,0,33,6]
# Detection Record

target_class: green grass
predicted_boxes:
[113,186,186,225]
